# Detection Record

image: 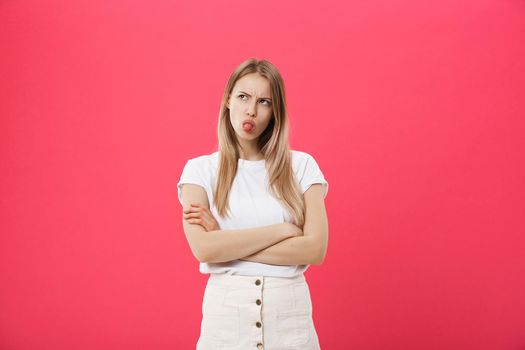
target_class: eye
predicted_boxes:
[238,94,247,101]
[260,99,271,106]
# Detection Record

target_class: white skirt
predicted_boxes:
[196,273,321,350]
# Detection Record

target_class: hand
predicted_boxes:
[183,203,220,232]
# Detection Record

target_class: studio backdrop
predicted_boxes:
[1,0,524,349]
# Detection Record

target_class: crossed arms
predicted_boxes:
[180,183,329,266]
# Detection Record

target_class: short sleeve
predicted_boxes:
[299,154,329,199]
[176,158,208,206]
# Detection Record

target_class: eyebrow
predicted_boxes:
[238,90,272,100]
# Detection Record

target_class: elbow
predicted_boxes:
[311,255,325,266]
[192,231,222,263]
[191,248,208,263]
[196,247,216,263]
[196,246,219,263]
[196,252,208,263]
[186,231,217,263]
[194,243,225,263]
[189,243,213,263]
[311,244,327,266]
[199,253,215,263]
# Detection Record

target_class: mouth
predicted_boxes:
[242,120,256,132]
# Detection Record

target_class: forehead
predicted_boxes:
[234,73,271,96]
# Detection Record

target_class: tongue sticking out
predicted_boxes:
[243,122,254,132]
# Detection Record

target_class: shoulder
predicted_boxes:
[290,149,329,197]
[290,149,322,177]
[185,151,219,170]
[290,149,313,159]
[290,149,316,167]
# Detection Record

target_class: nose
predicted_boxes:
[246,100,256,117]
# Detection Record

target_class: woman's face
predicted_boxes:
[227,73,274,142]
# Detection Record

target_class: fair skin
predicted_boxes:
[226,73,274,160]
[183,183,328,265]
[181,74,329,266]
[181,185,304,263]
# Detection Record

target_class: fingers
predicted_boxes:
[183,203,205,213]
[184,205,213,217]
[183,205,202,214]
[183,203,218,231]
[184,212,201,219]
[183,204,208,220]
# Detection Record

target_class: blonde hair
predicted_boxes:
[213,58,306,228]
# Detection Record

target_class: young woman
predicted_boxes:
[177,58,329,350]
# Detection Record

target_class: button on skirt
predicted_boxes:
[196,273,321,350]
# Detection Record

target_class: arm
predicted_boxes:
[240,184,329,266]
[180,183,296,263]
[191,222,295,263]
[240,236,319,266]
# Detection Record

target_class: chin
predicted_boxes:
[237,128,256,137]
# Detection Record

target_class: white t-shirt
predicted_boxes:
[177,150,328,278]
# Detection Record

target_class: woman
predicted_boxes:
[177,58,329,350]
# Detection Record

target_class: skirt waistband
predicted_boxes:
[207,273,306,289]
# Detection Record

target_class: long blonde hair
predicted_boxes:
[213,58,306,228]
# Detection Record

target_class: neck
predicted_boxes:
[238,139,264,160]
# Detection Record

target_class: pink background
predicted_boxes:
[1,0,524,349]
